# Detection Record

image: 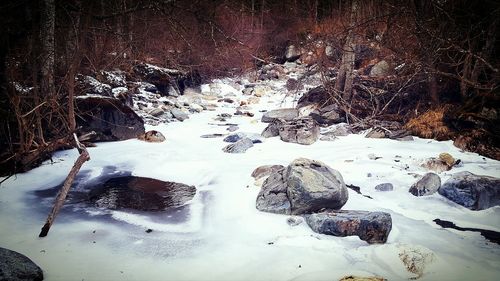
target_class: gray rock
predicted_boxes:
[261,120,282,138]
[261,108,299,123]
[286,158,348,214]
[200,133,225,138]
[170,108,189,121]
[256,168,291,214]
[327,123,351,137]
[89,176,196,211]
[366,127,387,138]
[279,117,320,145]
[438,171,500,210]
[223,132,245,143]
[0,248,44,281]
[222,137,254,153]
[251,165,285,180]
[369,60,391,77]
[375,183,394,192]
[305,210,392,244]
[149,108,165,117]
[409,173,441,196]
[227,125,239,132]
[310,104,343,125]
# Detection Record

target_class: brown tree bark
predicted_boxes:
[334,0,358,103]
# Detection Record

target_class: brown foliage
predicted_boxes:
[405,106,453,141]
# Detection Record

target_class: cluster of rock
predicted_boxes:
[261,109,320,145]
[254,158,392,244]
[408,170,499,211]
[74,63,212,142]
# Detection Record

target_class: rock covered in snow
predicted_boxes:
[101,70,127,87]
[77,75,112,97]
[305,210,392,244]
[409,173,441,196]
[222,137,254,153]
[256,158,348,215]
[438,171,500,210]
[0,247,44,281]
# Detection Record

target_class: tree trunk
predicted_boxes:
[40,0,56,98]
[334,0,358,103]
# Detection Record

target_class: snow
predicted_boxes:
[1,78,500,281]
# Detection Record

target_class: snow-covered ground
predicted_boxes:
[1,79,499,281]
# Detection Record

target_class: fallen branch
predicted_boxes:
[39,133,90,237]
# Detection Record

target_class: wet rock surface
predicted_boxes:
[438,171,500,210]
[0,247,44,281]
[305,210,392,244]
[89,176,196,211]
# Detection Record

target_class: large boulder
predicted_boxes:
[278,117,320,145]
[409,173,441,196]
[286,158,348,214]
[0,247,44,281]
[89,176,196,211]
[438,171,500,210]
[256,158,348,215]
[76,96,145,141]
[305,210,392,244]
[261,108,299,123]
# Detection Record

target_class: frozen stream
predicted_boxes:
[1,80,499,281]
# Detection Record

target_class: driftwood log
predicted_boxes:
[39,134,90,237]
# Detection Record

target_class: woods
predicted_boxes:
[0,0,498,175]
